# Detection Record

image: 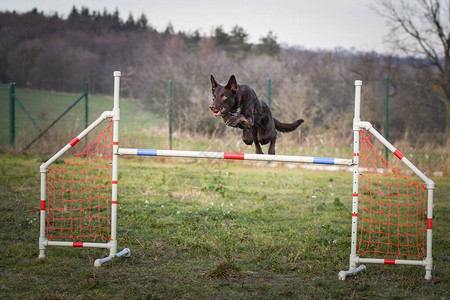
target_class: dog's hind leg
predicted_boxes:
[241,129,254,145]
[250,128,264,154]
[242,128,263,154]
[253,139,264,154]
[268,137,276,155]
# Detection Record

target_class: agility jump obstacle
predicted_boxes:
[39,71,434,280]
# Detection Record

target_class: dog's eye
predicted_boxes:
[221,95,227,100]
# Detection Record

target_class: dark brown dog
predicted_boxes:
[209,74,304,154]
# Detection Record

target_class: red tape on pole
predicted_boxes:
[69,137,80,147]
[393,150,404,160]
[427,219,433,229]
[224,152,244,160]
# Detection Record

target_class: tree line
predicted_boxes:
[0,6,446,147]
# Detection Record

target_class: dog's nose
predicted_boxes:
[209,105,215,111]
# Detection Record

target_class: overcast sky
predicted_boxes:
[1,0,392,53]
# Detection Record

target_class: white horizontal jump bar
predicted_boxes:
[118,148,353,166]
[45,241,111,249]
[357,257,426,266]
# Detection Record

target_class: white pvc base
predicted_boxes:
[338,265,367,280]
[94,248,131,268]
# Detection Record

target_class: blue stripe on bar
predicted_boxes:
[313,157,335,165]
[137,149,157,156]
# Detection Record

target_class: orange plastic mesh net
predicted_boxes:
[46,120,113,241]
[358,131,427,260]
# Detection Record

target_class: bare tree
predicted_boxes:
[376,0,450,145]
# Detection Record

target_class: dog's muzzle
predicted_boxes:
[210,106,226,118]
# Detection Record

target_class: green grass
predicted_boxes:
[1,153,449,299]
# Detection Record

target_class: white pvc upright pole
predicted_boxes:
[350,80,362,271]
[38,171,47,259]
[94,71,130,267]
[339,80,364,280]
[110,71,121,258]
[424,188,434,280]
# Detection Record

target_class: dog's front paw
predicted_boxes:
[226,115,252,129]
[225,115,241,127]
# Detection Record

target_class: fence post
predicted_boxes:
[168,80,172,150]
[85,82,89,129]
[267,79,271,108]
[384,76,389,162]
[10,82,15,145]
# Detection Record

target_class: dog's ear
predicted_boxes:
[226,75,238,94]
[210,74,219,92]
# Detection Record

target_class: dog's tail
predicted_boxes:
[274,118,304,133]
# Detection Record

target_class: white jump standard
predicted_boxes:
[339,81,434,280]
[38,71,434,280]
[38,72,130,267]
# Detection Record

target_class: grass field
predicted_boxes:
[0,152,449,299]
[1,88,449,298]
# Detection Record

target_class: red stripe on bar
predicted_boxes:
[353,193,358,197]
[427,218,433,229]
[353,153,359,156]
[393,150,404,160]
[40,200,46,210]
[73,242,84,247]
[384,259,395,265]
[224,152,245,160]
[112,181,118,184]
[113,142,119,145]
[352,213,358,217]
[69,137,80,147]
[112,201,118,204]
